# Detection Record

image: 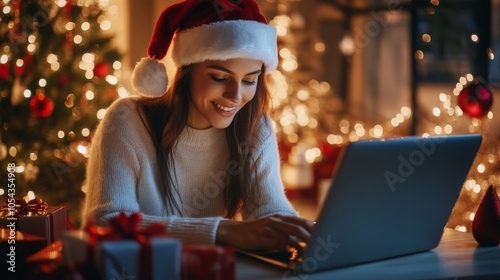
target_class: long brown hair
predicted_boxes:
[137,64,271,218]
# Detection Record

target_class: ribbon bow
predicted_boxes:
[1,196,48,215]
[85,212,167,242]
[85,212,168,280]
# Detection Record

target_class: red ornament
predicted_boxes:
[0,63,10,80]
[458,80,493,118]
[30,92,55,118]
[93,62,112,78]
[472,185,500,246]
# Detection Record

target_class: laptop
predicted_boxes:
[241,134,482,274]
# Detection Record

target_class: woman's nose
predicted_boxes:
[223,80,243,104]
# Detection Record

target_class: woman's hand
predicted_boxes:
[216,214,315,252]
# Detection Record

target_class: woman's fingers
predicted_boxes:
[265,217,310,242]
[216,215,316,252]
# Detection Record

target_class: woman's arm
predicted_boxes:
[215,116,314,251]
[82,98,225,244]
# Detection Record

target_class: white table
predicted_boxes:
[236,229,500,279]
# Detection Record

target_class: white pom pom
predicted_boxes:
[131,57,168,96]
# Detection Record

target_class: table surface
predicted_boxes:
[236,228,500,280]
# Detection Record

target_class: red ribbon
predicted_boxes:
[1,196,48,215]
[85,212,167,280]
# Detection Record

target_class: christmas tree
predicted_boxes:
[0,0,124,222]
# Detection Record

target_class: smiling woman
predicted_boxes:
[188,59,262,129]
[82,0,314,252]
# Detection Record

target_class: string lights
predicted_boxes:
[0,0,128,212]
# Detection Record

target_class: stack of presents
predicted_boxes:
[1,197,235,279]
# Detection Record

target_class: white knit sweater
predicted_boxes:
[82,97,297,244]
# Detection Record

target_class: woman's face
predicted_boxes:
[188,58,263,129]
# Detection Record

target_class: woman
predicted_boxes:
[83,0,313,252]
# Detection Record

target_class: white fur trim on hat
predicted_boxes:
[171,20,278,72]
[131,57,168,97]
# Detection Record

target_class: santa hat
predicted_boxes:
[131,0,278,97]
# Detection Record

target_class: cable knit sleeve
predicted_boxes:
[82,97,224,244]
[241,116,298,219]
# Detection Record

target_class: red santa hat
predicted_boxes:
[131,0,278,96]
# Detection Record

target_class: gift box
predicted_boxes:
[25,241,65,279]
[181,244,236,280]
[1,228,47,279]
[63,212,182,280]
[0,197,67,245]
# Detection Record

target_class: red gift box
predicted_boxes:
[181,244,236,280]
[25,241,65,279]
[1,228,47,279]
[0,197,67,245]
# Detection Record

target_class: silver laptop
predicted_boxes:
[242,134,482,274]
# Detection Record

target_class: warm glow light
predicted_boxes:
[30,152,38,161]
[391,118,399,127]
[77,145,88,155]
[444,125,453,134]
[0,55,8,64]
[56,0,68,8]
[74,35,83,44]
[415,50,424,60]
[23,89,32,98]
[432,107,441,117]
[106,75,118,85]
[314,42,325,53]
[0,189,4,195]
[373,125,383,138]
[39,79,47,87]
[16,59,24,67]
[65,22,76,31]
[47,54,58,64]
[459,76,467,85]
[279,48,291,58]
[85,70,94,79]
[297,90,310,101]
[276,26,287,36]
[9,146,17,157]
[113,61,122,70]
[327,134,343,145]
[469,213,475,221]
[466,73,474,82]
[282,58,298,72]
[82,128,91,137]
[455,225,467,232]
[422,34,431,43]
[58,131,65,139]
[473,184,481,193]
[434,126,443,135]
[471,34,479,43]
[81,22,91,31]
[85,90,95,100]
[27,191,35,201]
[27,44,36,52]
[477,163,485,173]
[51,62,60,71]
[117,86,130,98]
[97,109,107,120]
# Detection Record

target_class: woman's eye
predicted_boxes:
[210,76,228,83]
[243,80,256,86]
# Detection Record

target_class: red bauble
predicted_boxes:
[472,185,500,246]
[458,80,493,118]
[0,63,10,80]
[30,93,55,118]
[93,62,112,78]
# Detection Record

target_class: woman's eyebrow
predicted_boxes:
[207,65,262,76]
